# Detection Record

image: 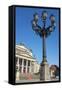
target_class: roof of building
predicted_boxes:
[16,44,40,62]
[16,43,33,56]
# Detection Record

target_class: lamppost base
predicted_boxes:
[40,60,50,81]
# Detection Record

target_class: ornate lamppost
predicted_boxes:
[31,11,56,81]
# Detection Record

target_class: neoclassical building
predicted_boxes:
[15,43,40,80]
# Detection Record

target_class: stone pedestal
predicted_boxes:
[40,61,50,81]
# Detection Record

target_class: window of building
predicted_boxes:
[19,66,22,73]
[28,61,30,66]
[27,67,29,73]
[24,59,26,66]
[19,58,22,65]
[23,67,26,73]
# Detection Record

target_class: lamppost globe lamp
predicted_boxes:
[49,27,53,32]
[32,20,37,27]
[41,11,48,21]
[50,15,55,26]
[33,13,39,21]
[31,11,56,81]
[50,15,55,22]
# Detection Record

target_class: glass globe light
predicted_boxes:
[49,27,53,32]
[41,11,48,21]
[53,22,56,27]
[50,15,55,23]
[32,20,37,27]
[34,13,38,21]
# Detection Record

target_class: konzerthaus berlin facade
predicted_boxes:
[15,44,40,80]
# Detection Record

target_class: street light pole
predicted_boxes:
[42,16,47,63]
[42,34,47,62]
[31,11,56,81]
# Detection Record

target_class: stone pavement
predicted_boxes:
[16,78,59,83]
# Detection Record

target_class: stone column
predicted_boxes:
[18,57,19,70]
[16,57,20,80]
[26,60,28,73]
[21,59,24,74]
[29,61,31,73]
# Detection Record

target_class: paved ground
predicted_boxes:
[16,79,40,83]
[16,79,59,83]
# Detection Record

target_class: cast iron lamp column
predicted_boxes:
[31,11,56,81]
